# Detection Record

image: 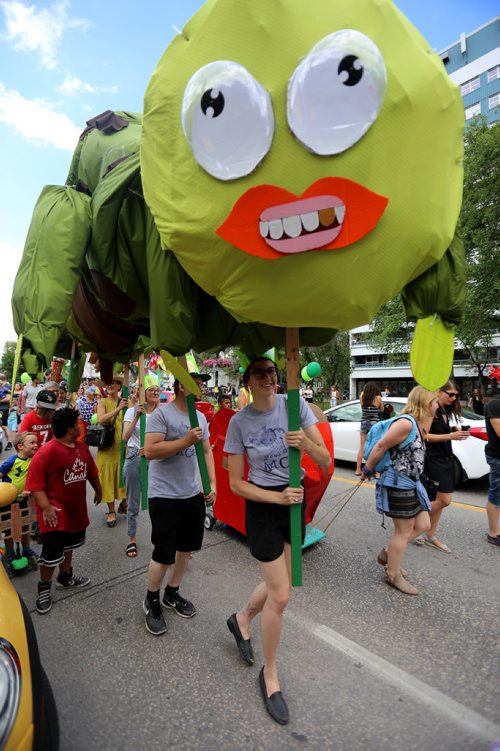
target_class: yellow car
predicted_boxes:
[0,559,59,750]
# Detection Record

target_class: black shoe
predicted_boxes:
[143,598,167,635]
[227,613,254,666]
[5,443,12,451]
[162,589,196,618]
[487,534,500,546]
[259,667,289,725]
[55,572,90,589]
[36,583,52,614]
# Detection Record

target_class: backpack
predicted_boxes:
[363,415,418,472]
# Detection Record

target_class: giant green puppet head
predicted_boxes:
[141,0,463,339]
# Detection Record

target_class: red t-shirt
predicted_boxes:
[26,439,98,533]
[19,409,53,448]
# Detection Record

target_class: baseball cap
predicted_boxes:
[36,390,58,410]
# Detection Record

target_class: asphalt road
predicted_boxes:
[11,461,499,751]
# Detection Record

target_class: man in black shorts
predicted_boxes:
[143,375,216,635]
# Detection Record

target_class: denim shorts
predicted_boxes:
[486,455,500,507]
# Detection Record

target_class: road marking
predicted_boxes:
[290,612,500,744]
[331,476,486,512]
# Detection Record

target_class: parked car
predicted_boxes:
[324,397,488,484]
[0,563,59,749]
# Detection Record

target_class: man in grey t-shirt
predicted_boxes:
[142,374,216,635]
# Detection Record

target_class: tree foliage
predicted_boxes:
[302,332,351,393]
[368,117,500,383]
[0,340,17,379]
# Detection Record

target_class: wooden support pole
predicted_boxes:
[286,327,303,587]
[119,365,130,486]
[138,355,148,511]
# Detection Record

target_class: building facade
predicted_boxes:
[439,16,500,125]
[349,326,500,401]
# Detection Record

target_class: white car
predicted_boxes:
[324,397,488,483]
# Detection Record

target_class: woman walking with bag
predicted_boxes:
[96,376,128,527]
[122,377,160,556]
[416,379,469,553]
[361,386,438,595]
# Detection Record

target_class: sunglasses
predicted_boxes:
[442,391,459,398]
[147,389,161,395]
[250,367,277,379]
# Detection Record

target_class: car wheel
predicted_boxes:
[204,513,215,531]
[453,456,464,487]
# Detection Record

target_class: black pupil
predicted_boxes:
[201,88,225,117]
[337,55,363,87]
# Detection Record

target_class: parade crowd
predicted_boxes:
[0,362,499,726]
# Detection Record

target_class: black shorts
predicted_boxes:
[39,529,86,567]
[424,455,454,493]
[245,483,306,563]
[149,494,205,565]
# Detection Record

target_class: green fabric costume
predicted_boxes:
[12,0,466,389]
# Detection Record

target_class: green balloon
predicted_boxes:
[301,366,312,382]
[239,366,244,373]
[307,361,321,378]
[20,372,31,384]
[91,414,98,425]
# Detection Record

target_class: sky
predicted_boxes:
[0,0,498,358]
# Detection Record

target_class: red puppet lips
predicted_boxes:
[216,177,389,260]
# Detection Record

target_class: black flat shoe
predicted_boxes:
[227,613,254,666]
[259,667,289,725]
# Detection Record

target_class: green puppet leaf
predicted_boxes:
[410,316,455,391]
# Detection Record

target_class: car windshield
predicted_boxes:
[459,405,484,421]
[328,403,362,422]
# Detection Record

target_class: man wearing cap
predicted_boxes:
[19,389,58,448]
[142,373,216,635]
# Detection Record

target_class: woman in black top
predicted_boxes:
[418,379,469,553]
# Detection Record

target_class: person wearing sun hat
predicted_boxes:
[122,373,161,557]
[95,374,128,527]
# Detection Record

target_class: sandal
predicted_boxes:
[424,535,450,553]
[117,500,128,515]
[106,512,117,528]
[126,542,138,557]
[413,535,426,546]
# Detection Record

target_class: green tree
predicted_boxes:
[367,117,500,384]
[0,340,17,379]
[302,332,351,399]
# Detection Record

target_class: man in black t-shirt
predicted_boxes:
[484,394,500,546]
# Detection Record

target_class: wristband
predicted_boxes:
[361,466,373,478]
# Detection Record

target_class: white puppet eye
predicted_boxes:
[182,61,274,181]
[287,29,387,155]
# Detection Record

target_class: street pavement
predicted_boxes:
[10,460,500,751]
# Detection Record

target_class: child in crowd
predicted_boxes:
[0,431,39,572]
[25,407,102,614]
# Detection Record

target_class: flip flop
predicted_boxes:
[354,472,362,477]
[106,512,117,528]
[424,536,450,553]
[126,542,138,557]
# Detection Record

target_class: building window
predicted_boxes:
[488,93,500,110]
[461,76,480,96]
[465,102,481,120]
[487,65,500,83]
